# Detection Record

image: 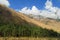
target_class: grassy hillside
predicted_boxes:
[0,4,60,37]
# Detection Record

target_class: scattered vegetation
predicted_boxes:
[0,4,60,37]
[0,23,60,37]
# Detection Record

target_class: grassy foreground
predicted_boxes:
[0,37,60,40]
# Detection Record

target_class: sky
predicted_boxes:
[0,0,60,19]
[9,0,46,10]
[7,0,60,10]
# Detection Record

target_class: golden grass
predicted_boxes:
[0,37,60,40]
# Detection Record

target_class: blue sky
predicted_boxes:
[8,0,60,10]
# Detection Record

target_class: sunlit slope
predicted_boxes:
[16,12,60,33]
[39,19,60,32]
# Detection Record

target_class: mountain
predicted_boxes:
[0,4,60,37]
[26,14,60,33]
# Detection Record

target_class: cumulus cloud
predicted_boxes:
[45,0,59,13]
[0,0,10,6]
[45,0,52,9]
[40,10,57,18]
[19,0,60,19]
[31,6,40,15]
[19,6,40,15]
[20,7,30,14]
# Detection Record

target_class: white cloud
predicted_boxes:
[19,6,40,15]
[45,0,52,9]
[40,10,57,18]
[19,7,31,14]
[0,0,10,6]
[45,0,59,13]
[31,6,40,15]
[19,0,60,19]
[45,0,60,19]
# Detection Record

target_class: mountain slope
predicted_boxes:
[21,14,60,33]
[0,4,60,37]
